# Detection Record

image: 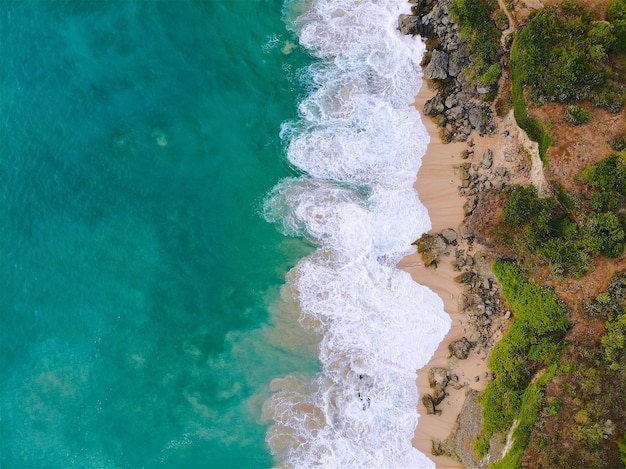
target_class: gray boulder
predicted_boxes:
[424,50,449,80]
[468,107,485,131]
[397,14,423,36]
[482,148,493,169]
[441,228,458,244]
[424,94,445,116]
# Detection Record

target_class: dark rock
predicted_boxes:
[456,164,470,182]
[458,294,468,311]
[454,271,476,284]
[424,50,449,80]
[448,54,464,77]
[460,149,471,159]
[413,233,447,267]
[476,84,496,94]
[445,94,458,109]
[422,393,441,415]
[397,14,423,36]
[468,107,485,132]
[449,337,475,359]
[459,121,472,136]
[433,386,447,405]
[482,148,493,169]
[494,166,509,178]
[459,219,474,239]
[447,105,466,121]
[463,196,478,216]
[424,94,445,116]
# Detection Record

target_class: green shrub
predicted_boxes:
[473,434,490,459]
[602,311,626,371]
[502,185,544,225]
[494,9,510,30]
[592,81,626,113]
[451,0,502,62]
[450,0,503,86]
[546,396,561,416]
[579,153,626,194]
[478,261,569,451]
[607,0,626,51]
[582,212,625,258]
[509,41,552,163]
[564,104,592,125]
[490,365,558,469]
[590,190,620,212]
[618,432,626,464]
[478,62,502,86]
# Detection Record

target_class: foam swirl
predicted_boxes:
[263,0,451,466]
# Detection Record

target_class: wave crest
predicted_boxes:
[264,0,451,466]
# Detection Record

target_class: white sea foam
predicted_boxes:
[263,0,451,467]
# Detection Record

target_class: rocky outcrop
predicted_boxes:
[441,228,458,244]
[422,367,452,415]
[424,50,450,80]
[398,0,497,141]
[431,389,495,467]
[412,233,448,267]
[449,337,475,359]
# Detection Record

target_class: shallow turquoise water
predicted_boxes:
[0,1,317,467]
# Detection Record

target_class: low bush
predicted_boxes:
[564,104,592,125]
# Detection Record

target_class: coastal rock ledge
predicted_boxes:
[398,0,497,141]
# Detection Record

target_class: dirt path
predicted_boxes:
[497,0,516,46]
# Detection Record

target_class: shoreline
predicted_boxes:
[398,83,489,467]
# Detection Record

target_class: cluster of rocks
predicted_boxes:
[412,227,458,267]
[421,337,478,415]
[457,147,512,203]
[458,140,530,194]
[454,256,508,348]
[398,0,497,141]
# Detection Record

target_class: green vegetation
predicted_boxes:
[514,1,625,109]
[492,154,626,278]
[450,0,503,83]
[475,261,568,457]
[502,185,548,225]
[602,309,626,371]
[619,432,626,464]
[478,62,502,86]
[491,365,557,469]
[473,433,490,460]
[520,274,626,468]
[509,41,552,163]
[607,0,626,52]
[564,104,592,125]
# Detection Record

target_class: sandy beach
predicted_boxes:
[398,84,490,467]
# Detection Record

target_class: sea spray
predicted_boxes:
[263,0,451,467]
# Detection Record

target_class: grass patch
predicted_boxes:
[509,41,552,164]
[475,261,568,459]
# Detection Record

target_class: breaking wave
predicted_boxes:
[263,0,451,466]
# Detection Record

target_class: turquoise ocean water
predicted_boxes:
[1,1,319,467]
